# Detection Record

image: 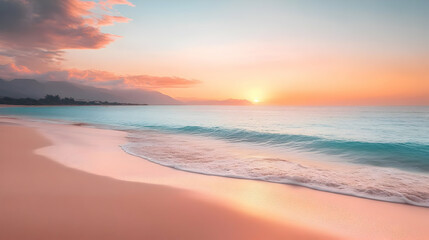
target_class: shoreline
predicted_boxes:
[3,113,428,208]
[121,142,429,208]
[2,116,429,239]
[0,120,336,240]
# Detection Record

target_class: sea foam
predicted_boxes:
[123,129,429,207]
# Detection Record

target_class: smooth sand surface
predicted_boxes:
[2,116,429,239]
[0,122,337,239]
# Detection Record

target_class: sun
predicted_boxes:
[252,98,260,103]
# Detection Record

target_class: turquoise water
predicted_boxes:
[1,106,429,206]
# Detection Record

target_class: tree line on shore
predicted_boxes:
[0,95,144,106]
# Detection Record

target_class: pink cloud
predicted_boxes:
[99,0,135,9]
[95,15,131,26]
[0,63,37,79]
[0,1,201,91]
[0,0,134,71]
[0,63,200,89]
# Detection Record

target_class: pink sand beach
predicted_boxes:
[1,116,429,240]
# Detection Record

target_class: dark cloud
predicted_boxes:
[0,0,112,49]
[0,0,131,70]
[0,0,201,90]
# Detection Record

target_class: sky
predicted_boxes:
[0,0,428,105]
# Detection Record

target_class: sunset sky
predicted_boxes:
[0,0,428,105]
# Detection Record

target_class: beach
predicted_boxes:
[2,0,427,238]
[1,116,429,240]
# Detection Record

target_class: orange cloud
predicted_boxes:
[0,1,200,92]
[0,64,200,89]
[95,15,131,26]
[7,63,34,74]
[99,0,135,9]
[0,0,133,71]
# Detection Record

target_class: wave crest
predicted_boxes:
[122,129,429,207]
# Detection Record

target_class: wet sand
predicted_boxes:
[1,116,429,239]
[0,122,337,240]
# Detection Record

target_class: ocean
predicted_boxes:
[1,105,428,206]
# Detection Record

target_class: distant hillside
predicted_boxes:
[0,79,181,105]
[0,95,143,106]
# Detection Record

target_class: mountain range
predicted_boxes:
[0,79,253,105]
[0,79,180,105]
